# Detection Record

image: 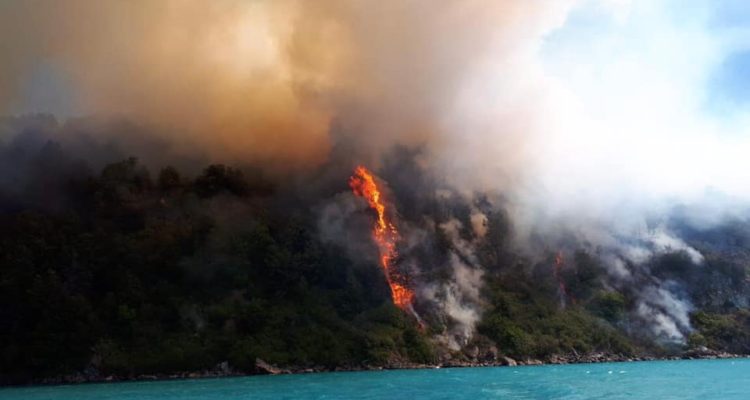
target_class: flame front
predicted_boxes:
[349,165,414,309]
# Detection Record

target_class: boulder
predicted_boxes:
[464,345,480,359]
[547,354,568,364]
[500,356,517,367]
[481,346,499,362]
[255,358,287,375]
[215,361,231,375]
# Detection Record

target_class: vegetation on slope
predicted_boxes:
[0,156,749,384]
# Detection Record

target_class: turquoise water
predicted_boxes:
[2,359,749,399]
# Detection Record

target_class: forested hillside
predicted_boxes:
[1,135,749,385]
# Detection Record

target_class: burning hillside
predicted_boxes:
[348,165,415,311]
[2,117,750,385]
[2,0,750,385]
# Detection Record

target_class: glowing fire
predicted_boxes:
[349,165,415,309]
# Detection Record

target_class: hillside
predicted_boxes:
[2,138,749,384]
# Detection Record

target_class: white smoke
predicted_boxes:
[635,285,694,342]
[422,217,487,350]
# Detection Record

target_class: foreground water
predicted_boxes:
[2,359,749,400]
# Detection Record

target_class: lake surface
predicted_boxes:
[2,359,749,399]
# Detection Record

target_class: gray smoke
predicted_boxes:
[424,216,487,350]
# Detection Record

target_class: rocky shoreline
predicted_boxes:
[15,347,746,387]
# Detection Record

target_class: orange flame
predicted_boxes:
[349,165,414,309]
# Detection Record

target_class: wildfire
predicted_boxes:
[349,165,415,309]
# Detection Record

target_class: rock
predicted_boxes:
[255,358,288,375]
[684,346,719,359]
[464,346,480,359]
[500,356,517,367]
[547,355,564,364]
[481,346,498,362]
[524,358,544,366]
[215,361,231,375]
[441,360,473,368]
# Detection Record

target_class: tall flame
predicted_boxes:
[349,165,414,309]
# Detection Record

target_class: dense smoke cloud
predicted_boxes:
[0,0,573,174]
[4,1,750,213]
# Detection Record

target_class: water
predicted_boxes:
[2,359,749,400]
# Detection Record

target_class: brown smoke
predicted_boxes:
[0,0,570,176]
